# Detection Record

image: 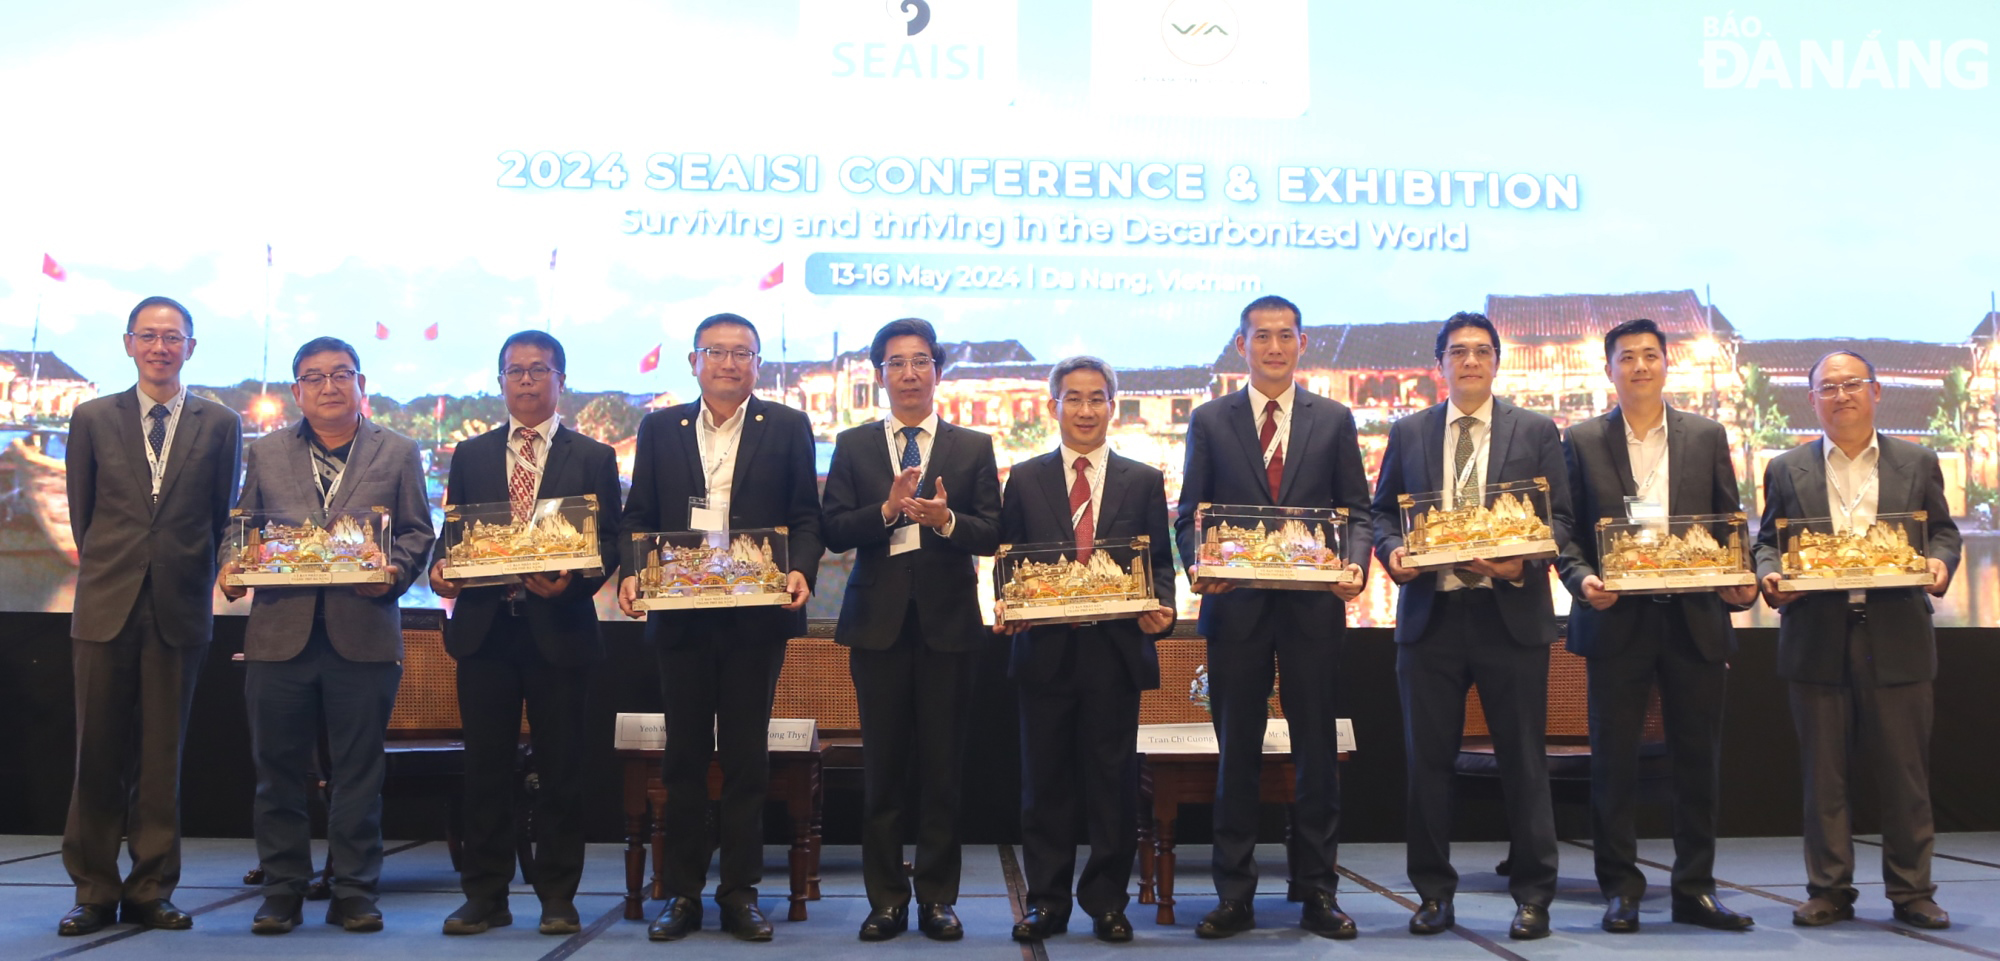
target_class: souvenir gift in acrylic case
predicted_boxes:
[630,527,794,611]
[438,494,603,584]
[1399,477,1560,570]
[225,507,393,586]
[1774,511,1935,592]
[1597,512,1756,592]
[1191,504,1355,590]
[995,536,1157,625]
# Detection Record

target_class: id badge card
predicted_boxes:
[889,522,920,556]
[689,496,727,533]
[1624,496,1667,535]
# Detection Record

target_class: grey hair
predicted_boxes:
[1048,355,1118,400]
[1808,349,1876,385]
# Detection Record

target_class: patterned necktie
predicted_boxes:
[509,427,541,523]
[1258,399,1284,499]
[1070,456,1095,562]
[147,404,169,457]
[1452,415,1481,586]
[899,425,922,469]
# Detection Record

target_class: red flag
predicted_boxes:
[757,262,784,290]
[375,322,390,340]
[550,248,558,270]
[640,344,662,373]
[42,254,65,281]
[424,322,439,341]
[434,396,446,421]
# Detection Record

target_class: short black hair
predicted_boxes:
[291,336,361,377]
[693,312,761,351]
[1602,317,1668,361]
[869,317,947,368]
[128,295,193,334]
[497,330,566,374]
[1809,349,1877,385]
[1434,311,1501,361]
[1239,295,1302,337]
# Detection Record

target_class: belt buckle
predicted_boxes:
[505,591,523,618]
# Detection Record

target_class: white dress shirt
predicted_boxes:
[1060,442,1109,533]
[505,413,559,491]
[1825,432,1881,604]
[1248,382,1295,468]
[1438,395,1494,592]
[1625,410,1670,506]
[695,399,748,506]
[883,412,956,535]
[135,383,187,499]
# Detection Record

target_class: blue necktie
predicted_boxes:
[899,426,922,470]
[147,404,169,456]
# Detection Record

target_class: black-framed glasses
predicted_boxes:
[695,347,759,364]
[296,370,358,388]
[1813,378,1876,399]
[127,331,190,347]
[501,365,562,382]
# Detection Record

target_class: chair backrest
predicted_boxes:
[1464,645,1663,746]
[389,608,461,737]
[1139,637,1284,725]
[774,636,861,735]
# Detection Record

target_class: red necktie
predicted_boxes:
[509,427,541,523]
[1259,399,1284,499]
[1070,456,1094,562]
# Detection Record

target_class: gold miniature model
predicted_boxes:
[999,550,1149,606]
[1601,524,1745,578]
[639,532,788,598]
[1198,518,1340,570]
[238,513,385,574]
[1782,520,1928,578]
[446,510,596,563]
[1406,491,1552,553]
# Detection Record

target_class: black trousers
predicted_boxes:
[1584,600,1728,901]
[62,582,207,907]
[1396,589,1557,907]
[456,614,591,906]
[655,619,786,907]
[850,603,976,908]
[1207,600,1347,903]
[1016,627,1140,917]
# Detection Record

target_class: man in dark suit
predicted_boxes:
[429,330,622,937]
[221,336,434,934]
[822,317,1001,942]
[59,296,241,936]
[1556,318,1758,933]
[615,314,821,942]
[994,356,1176,945]
[1370,311,1572,941]
[1755,350,1958,931]
[1172,295,1371,940]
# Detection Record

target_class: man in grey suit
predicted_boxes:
[1755,350,1958,931]
[219,336,434,934]
[60,296,241,937]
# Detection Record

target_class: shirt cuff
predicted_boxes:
[940,510,957,538]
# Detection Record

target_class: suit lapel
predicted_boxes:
[113,389,154,500]
[726,398,770,498]
[1874,435,1914,515]
[1225,390,1270,501]
[327,423,385,513]
[1601,408,1638,500]
[154,397,204,508]
[1420,403,1446,492]
[924,420,960,497]
[1665,408,1694,515]
[1276,393,1317,505]
[1790,439,1832,519]
[1036,451,1075,542]
[675,404,705,495]
[285,427,322,518]
[536,425,576,500]
[1098,453,1132,537]
[1484,401,1517,493]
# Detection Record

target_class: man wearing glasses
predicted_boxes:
[431,331,623,936]
[222,337,434,934]
[1370,311,1571,941]
[823,317,1001,941]
[59,297,240,936]
[616,313,820,942]
[1755,351,1957,931]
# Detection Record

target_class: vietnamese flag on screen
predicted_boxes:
[424,322,439,341]
[640,344,661,373]
[758,262,783,290]
[375,322,390,340]
[42,254,65,281]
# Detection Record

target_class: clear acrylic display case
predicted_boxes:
[438,494,603,583]
[224,507,393,586]
[995,536,1157,625]
[1597,512,1755,592]
[1399,477,1559,570]
[630,527,794,611]
[1775,511,1935,592]
[1191,504,1355,590]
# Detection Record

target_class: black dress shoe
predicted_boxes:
[1092,911,1134,943]
[58,903,116,937]
[1893,899,1950,930]
[648,896,702,941]
[721,902,775,941]
[1673,893,1754,930]
[324,895,383,933]
[1195,900,1255,939]
[443,899,513,935]
[1509,903,1551,940]
[1012,905,1069,941]
[1602,896,1640,933]
[1300,890,1357,940]
[252,895,304,935]
[857,903,907,941]
[1409,900,1454,935]
[123,898,194,930]
[918,903,963,941]
[537,900,578,935]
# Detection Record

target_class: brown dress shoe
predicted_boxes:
[1791,896,1855,926]
[1893,899,1950,930]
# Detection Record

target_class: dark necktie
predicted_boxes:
[510,427,541,523]
[1070,456,1094,562]
[1258,399,1284,499]
[147,403,169,457]
[899,425,922,470]
[1452,415,1481,586]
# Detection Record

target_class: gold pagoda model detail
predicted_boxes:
[1775,512,1935,592]
[996,536,1157,625]
[1597,513,1755,592]
[1191,504,1355,589]
[438,494,603,583]
[1399,477,1559,569]
[632,527,793,611]
[226,507,392,586]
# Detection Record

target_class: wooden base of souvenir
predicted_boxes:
[1403,539,1560,570]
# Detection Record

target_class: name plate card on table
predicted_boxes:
[224,507,395,587]
[629,527,795,611]
[614,713,820,752]
[1774,511,1937,592]
[1599,512,1758,593]
[439,494,604,585]
[996,536,1158,625]
[1399,477,1560,570]
[1190,504,1356,590]
[1137,719,1355,754]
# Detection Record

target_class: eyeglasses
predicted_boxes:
[1060,397,1110,411]
[695,347,759,364]
[1814,378,1876,399]
[501,365,562,382]
[881,357,935,373]
[1441,345,1496,363]
[296,370,358,388]
[127,331,189,347]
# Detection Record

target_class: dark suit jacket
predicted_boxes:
[619,396,823,645]
[443,422,622,667]
[1752,435,1960,686]
[235,419,435,662]
[1370,397,1573,647]
[1557,407,1741,662]
[1171,387,1373,644]
[67,387,242,645]
[998,449,1175,691]
[822,417,1001,652]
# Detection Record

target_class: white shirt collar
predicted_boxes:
[1447,394,1494,427]
[1059,443,1109,476]
[698,398,749,433]
[886,411,939,438]
[1249,381,1296,415]
[1621,406,1670,443]
[509,413,559,439]
[1824,432,1881,467]
[135,383,186,413]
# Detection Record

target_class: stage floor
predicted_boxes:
[3,833,1994,960]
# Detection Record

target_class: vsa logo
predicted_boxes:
[1161,0,1240,67]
